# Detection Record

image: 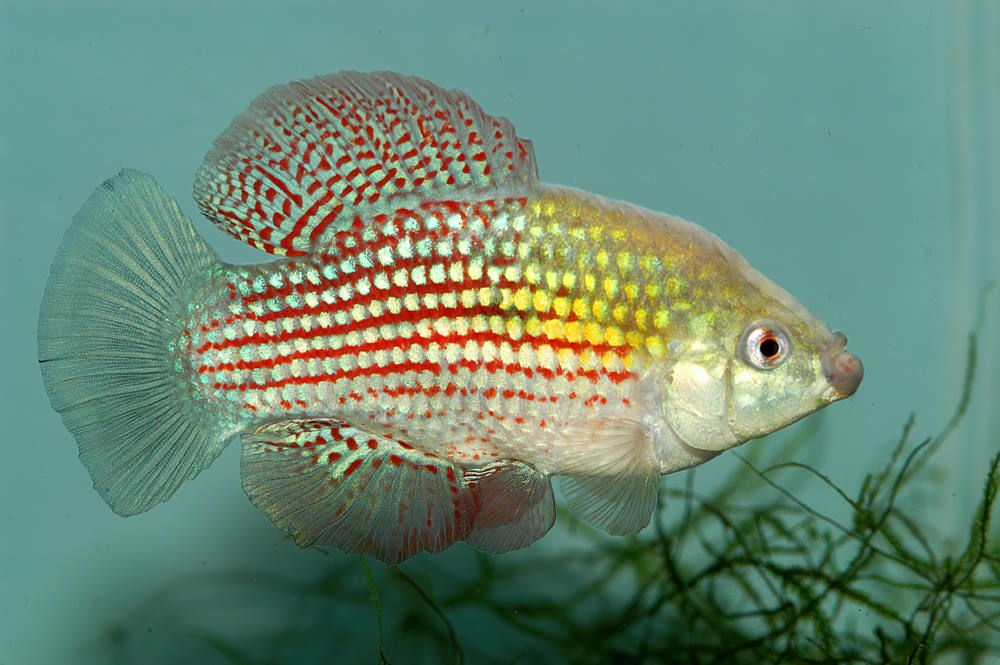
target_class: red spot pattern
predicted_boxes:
[193,72,535,257]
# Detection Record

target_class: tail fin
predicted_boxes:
[38,169,229,516]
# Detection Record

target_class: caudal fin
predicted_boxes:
[38,169,229,516]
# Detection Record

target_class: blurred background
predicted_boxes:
[1,1,997,663]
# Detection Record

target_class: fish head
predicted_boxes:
[659,234,863,454]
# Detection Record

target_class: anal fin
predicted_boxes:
[242,418,475,564]
[557,419,660,535]
[241,418,557,563]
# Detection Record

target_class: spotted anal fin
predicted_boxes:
[194,71,539,256]
[241,418,476,564]
[557,419,660,535]
[464,460,555,554]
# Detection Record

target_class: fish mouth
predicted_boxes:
[821,332,863,400]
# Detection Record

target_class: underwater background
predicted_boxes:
[2,1,998,663]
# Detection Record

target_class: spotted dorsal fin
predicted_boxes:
[194,71,538,256]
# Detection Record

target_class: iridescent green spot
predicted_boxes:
[397,236,413,259]
[596,249,609,269]
[616,251,633,272]
[666,277,684,297]
[402,215,420,232]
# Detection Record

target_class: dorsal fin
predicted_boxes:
[194,71,539,256]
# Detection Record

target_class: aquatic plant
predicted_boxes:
[95,316,998,665]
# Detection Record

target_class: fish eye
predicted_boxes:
[741,323,790,370]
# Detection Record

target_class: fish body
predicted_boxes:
[39,72,862,563]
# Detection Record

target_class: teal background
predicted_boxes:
[2,1,997,663]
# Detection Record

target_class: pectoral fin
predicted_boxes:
[557,419,660,535]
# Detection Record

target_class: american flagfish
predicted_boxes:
[38,72,862,563]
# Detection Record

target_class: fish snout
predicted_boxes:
[821,332,863,398]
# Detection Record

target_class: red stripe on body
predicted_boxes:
[198,299,525,354]
[200,328,631,378]
[213,359,441,392]
[213,353,633,399]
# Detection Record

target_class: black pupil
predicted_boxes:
[759,337,780,358]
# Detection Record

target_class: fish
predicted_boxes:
[38,71,863,564]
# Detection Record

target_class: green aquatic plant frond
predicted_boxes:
[196,631,255,665]
[360,556,390,665]
[394,568,464,665]
[93,316,998,665]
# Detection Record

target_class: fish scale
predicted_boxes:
[179,193,650,471]
[38,71,862,563]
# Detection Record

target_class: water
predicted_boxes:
[2,1,997,663]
